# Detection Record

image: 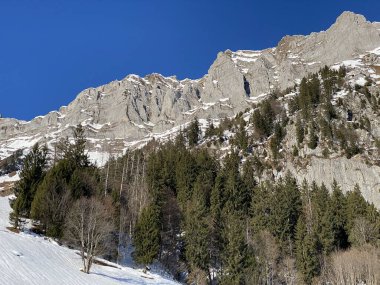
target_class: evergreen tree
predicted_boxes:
[175,149,197,210]
[252,100,275,138]
[184,176,211,276]
[30,126,94,237]
[250,183,270,230]
[242,159,257,194]
[220,214,248,285]
[295,117,304,145]
[312,184,334,255]
[299,78,312,120]
[345,184,368,233]
[210,173,225,269]
[295,216,319,285]
[133,205,161,265]
[187,118,200,146]
[235,122,249,151]
[330,181,348,249]
[223,151,249,215]
[31,159,72,237]
[307,123,318,149]
[345,184,372,245]
[58,124,90,168]
[309,74,321,105]
[205,120,216,138]
[270,174,301,247]
[11,143,48,227]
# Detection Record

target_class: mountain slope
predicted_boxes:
[1,12,379,159]
[0,11,380,207]
[0,196,179,285]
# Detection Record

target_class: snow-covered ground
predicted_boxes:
[0,196,179,285]
[0,173,20,184]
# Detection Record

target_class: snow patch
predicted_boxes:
[369,46,380,55]
[0,173,20,184]
[355,77,367,86]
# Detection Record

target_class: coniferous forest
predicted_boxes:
[8,67,380,284]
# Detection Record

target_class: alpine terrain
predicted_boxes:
[1,10,380,285]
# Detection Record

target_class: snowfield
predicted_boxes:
[0,196,179,285]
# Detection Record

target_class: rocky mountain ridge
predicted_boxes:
[1,11,380,206]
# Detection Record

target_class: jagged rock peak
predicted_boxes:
[334,11,368,26]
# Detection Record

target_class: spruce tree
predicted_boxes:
[175,149,197,210]
[184,176,210,275]
[223,151,249,215]
[345,184,368,233]
[31,159,72,237]
[295,216,319,285]
[307,123,318,149]
[11,143,48,227]
[295,117,304,145]
[235,122,248,151]
[58,124,90,168]
[299,78,311,120]
[270,174,301,246]
[187,118,200,146]
[251,182,273,233]
[330,181,348,249]
[210,173,225,268]
[220,214,248,285]
[133,205,161,265]
[311,183,334,255]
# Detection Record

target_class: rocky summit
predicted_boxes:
[1,11,380,206]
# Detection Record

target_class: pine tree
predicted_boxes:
[330,181,348,249]
[299,78,311,120]
[252,100,275,139]
[187,118,200,146]
[242,159,257,194]
[295,216,319,285]
[11,143,48,227]
[133,205,161,265]
[270,174,301,247]
[345,184,368,233]
[220,214,248,285]
[223,151,249,215]
[58,124,90,168]
[309,74,321,105]
[312,184,334,255]
[31,159,72,237]
[175,149,197,210]
[307,123,318,149]
[184,176,211,275]
[210,173,225,269]
[235,122,248,151]
[295,117,304,145]
[205,119,216,138]
[250,182,274,234]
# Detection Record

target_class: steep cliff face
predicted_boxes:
[1,11,380,205]
[1,12,379,151]
[285,157,380,208]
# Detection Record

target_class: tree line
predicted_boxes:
[8,64,380,283]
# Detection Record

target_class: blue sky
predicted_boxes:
[1,0,379,120]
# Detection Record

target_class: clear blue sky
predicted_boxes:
[1,0,379,120]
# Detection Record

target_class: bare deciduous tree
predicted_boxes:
[321,245,380,285]
[349,217,378,246]
[251,230,280,285]
[64,197,114,273]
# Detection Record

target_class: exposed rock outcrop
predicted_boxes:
[1,11,380,206]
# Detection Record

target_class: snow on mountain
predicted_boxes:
[1,12,380,168]
[0,196,180,285]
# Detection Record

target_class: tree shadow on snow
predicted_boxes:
[92,272,147,285]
